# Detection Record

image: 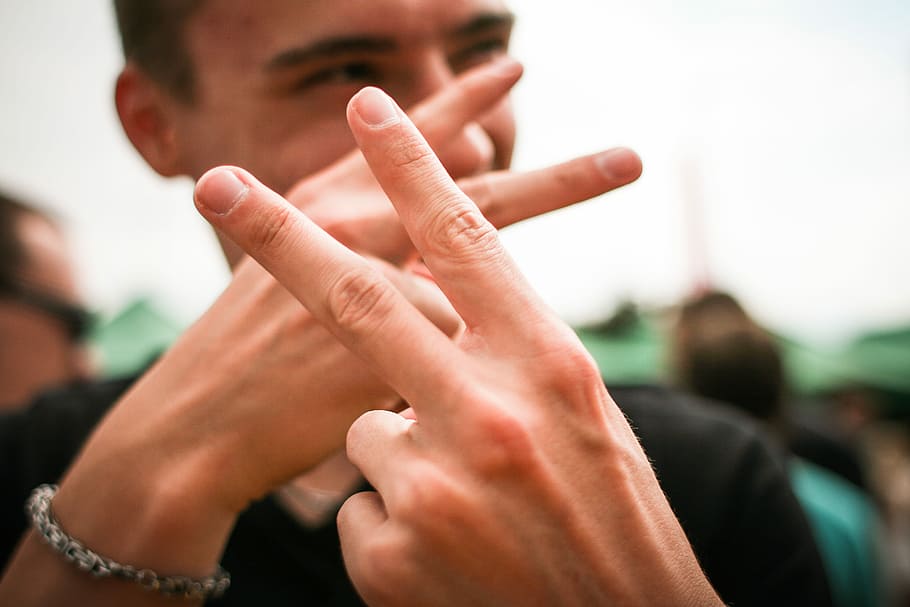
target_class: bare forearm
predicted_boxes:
[0,365,237,605]
[0,482,232,606]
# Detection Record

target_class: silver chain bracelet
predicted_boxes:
[26,484,230,601]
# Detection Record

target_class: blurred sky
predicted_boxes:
[1,0,908,344]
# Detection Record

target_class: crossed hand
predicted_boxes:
[193,85,719,606]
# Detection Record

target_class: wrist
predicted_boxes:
[52,460,236,580]
[27,484,231,600]
[51,401,240,579]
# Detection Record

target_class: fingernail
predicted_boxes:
[197,168,249,215]
[355,87,400,128]
[488,56,522,78]
[594,148,642,181]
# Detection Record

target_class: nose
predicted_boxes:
[403,54,496,180]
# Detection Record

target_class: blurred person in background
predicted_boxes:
[789,386,872,493]
[0,191,92,410]
[671,290,884,607]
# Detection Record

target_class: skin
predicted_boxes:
[0,65,645,607]
[0,0,716,604]
[0,213,89,409]
[117,0,518,266]
[114,0,638,513]
[168,0,516,190]
[198,90,720,606]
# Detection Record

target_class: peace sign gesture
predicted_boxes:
[196,88,720,607]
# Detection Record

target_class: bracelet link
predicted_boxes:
[70,542,101,573]
[26,484,230,601]
[136,568,160,591]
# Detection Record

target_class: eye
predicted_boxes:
[450,38,510,73]
[294,62,382,90]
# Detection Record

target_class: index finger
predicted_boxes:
[195,166,467,418]
[462,147,642,230]
[346,87,547,342]
[411,57,521,158]
[289,57,522,207]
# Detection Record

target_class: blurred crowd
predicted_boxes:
[669,289,910,606]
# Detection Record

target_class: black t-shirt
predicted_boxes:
[0,379,832,606]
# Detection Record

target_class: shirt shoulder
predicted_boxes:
[610,384,833,607]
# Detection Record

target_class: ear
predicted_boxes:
[115,64,183,177]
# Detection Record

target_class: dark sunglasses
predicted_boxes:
[0,279,95,341]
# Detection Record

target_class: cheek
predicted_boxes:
[176,99,359,193]
[480,99,516,171]
[253,115,360,195]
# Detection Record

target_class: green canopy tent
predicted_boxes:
[574,303,667,385]
[576,305,910,414]
[88,297,183,377]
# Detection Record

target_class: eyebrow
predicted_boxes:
[264,11,515,72]
[266,38,396,71]
[453,11,515,37]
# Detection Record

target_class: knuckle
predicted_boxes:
[357,535,413,603]
[392,465,485,553]
[389,137,434,170]
[246,203,295,254]
[425,203,500,263]
[470,406,540,476]
[410,491,475,542]
[464,174,498,219]
[544,156,589,197]
[531,342,613,422]
[326,267,395,332]
[553,161,583,191]
[396,466,462,525]
[542,346,602,393]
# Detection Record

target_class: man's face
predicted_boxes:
[169,0,516,194]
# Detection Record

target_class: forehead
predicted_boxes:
[187,0,510,69]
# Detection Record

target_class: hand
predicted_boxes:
[0,62,528,607]
[0,69,643,606]
[285,57,640,265]
[74,56,635,517]
[198,88,719,606]
[143,58,640,507]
